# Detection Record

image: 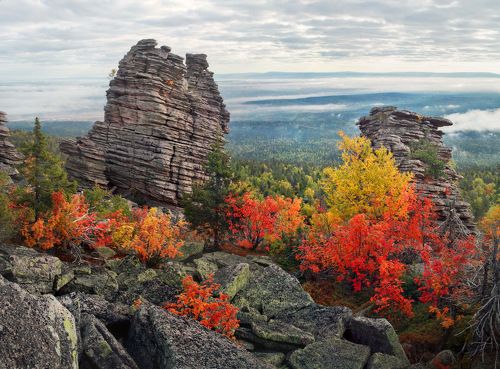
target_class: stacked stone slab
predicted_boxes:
[0,112,23,179]
[358,106,475,231]
[61,39,229,206]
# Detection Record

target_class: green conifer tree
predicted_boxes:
[19,117,76,216]
[181,136,233,249]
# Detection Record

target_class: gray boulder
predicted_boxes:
[80,313,139,369]
[367,353,406,369]
[251,319,315,347]
[276,304,352,339]
[289,338,371,369]
[235,264,314,317]
[0,244,62,294]
[0,276,78,369]
[254,351,286,366]
[347,316,409,365]
[127,303,274,369]
[214,262,250,299]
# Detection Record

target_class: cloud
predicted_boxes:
[444,108,500,132]
[0,0,499,80]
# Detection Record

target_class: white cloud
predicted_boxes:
[0,0,499,79]
[444,108,500,132]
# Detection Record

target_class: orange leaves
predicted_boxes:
[21,191,105,250]
[128,208,185,266]
[165,275,239,339]
[226,192,304,250]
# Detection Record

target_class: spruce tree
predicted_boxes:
[20,117,76,216]
[181,136,233,249]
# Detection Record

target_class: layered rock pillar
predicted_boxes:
[358,106,475,231]
[0,111,23,179]
[61,39,229,206]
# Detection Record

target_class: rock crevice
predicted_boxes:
[61,39,229,206]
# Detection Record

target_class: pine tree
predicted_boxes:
[20,117,76,216]
[181,136,233,249]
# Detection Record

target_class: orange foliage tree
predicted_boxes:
[225,192,304,250]
[165,275,239,338]
[21,191,108,250]
[298,133,477,320]
[110,207,186,266]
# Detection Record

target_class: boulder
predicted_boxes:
[235,327,302,352]
[0,276,78,369]
[275,304,352,339]
[0,244,62,294]
[235,264,314,317]
[80,313,139,369]
[367,353,406,369]
[254,352,286,366]
[127,303,274,369]
[174,241,204,261]
[60,265,118,298]
[346,316,409,365]
[251,319,315,347]
[289,338,371,369]
[430,350,455,369]
[214,262,250,299]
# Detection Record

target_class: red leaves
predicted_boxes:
[226,192,304,250]
[165,275,240,338]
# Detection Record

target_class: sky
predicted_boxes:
[1,0,500,80]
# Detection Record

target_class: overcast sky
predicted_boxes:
[0,0,499,79]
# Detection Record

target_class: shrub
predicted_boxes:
[410,138,446,179]
[165,275,239,338]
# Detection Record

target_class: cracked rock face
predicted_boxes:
[358,106,475,231]
[61,39,229,207]
[0,112,23,179]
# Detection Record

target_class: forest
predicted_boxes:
[0,117,498,369]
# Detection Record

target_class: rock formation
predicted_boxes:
[0,243,415,369]
[61,39,229,206]
[0,111,23,179]
[358,106,475,232]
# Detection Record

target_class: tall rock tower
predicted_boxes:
[358,106,475,232]
[0,112,23,179]
[61,39,229,206]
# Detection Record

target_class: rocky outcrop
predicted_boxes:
[1,244,415,369]
[60,39,229,207]
[0,112,23,179]
[358,106,475,231]
[0,275,79,369]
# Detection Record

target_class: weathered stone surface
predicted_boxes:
[0,244,62,294]
[127,303,273,369]
[289,338,371,369]
[0,276,78,369]
[61,39,229,207]
[80,313,139,369]
[251,319,315,346]
[347,316,409,365]
[235,263,314,317]
[173,240,204,261]
[430,350,455,369]
[275,304,352,340]
[235,327,302,352]
[214,262,250,299]
[367,353,406,369]
[254,351,286,366]
[0,112,23,179]
[60,265,118,298]
[358,106,475,231]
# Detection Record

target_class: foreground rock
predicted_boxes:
[61,39,229,207]
[127,303,273,369]
[358,106,475,232]
[0,276,78,369]
[0,111,23,179]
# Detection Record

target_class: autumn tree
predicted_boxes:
[226,192,304,250]
[322,131,413,221]
[165,275,239,338]
[298,132,477,318]
[18,118,75,216]
[111,207,185,267]
[182,137,233,249]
